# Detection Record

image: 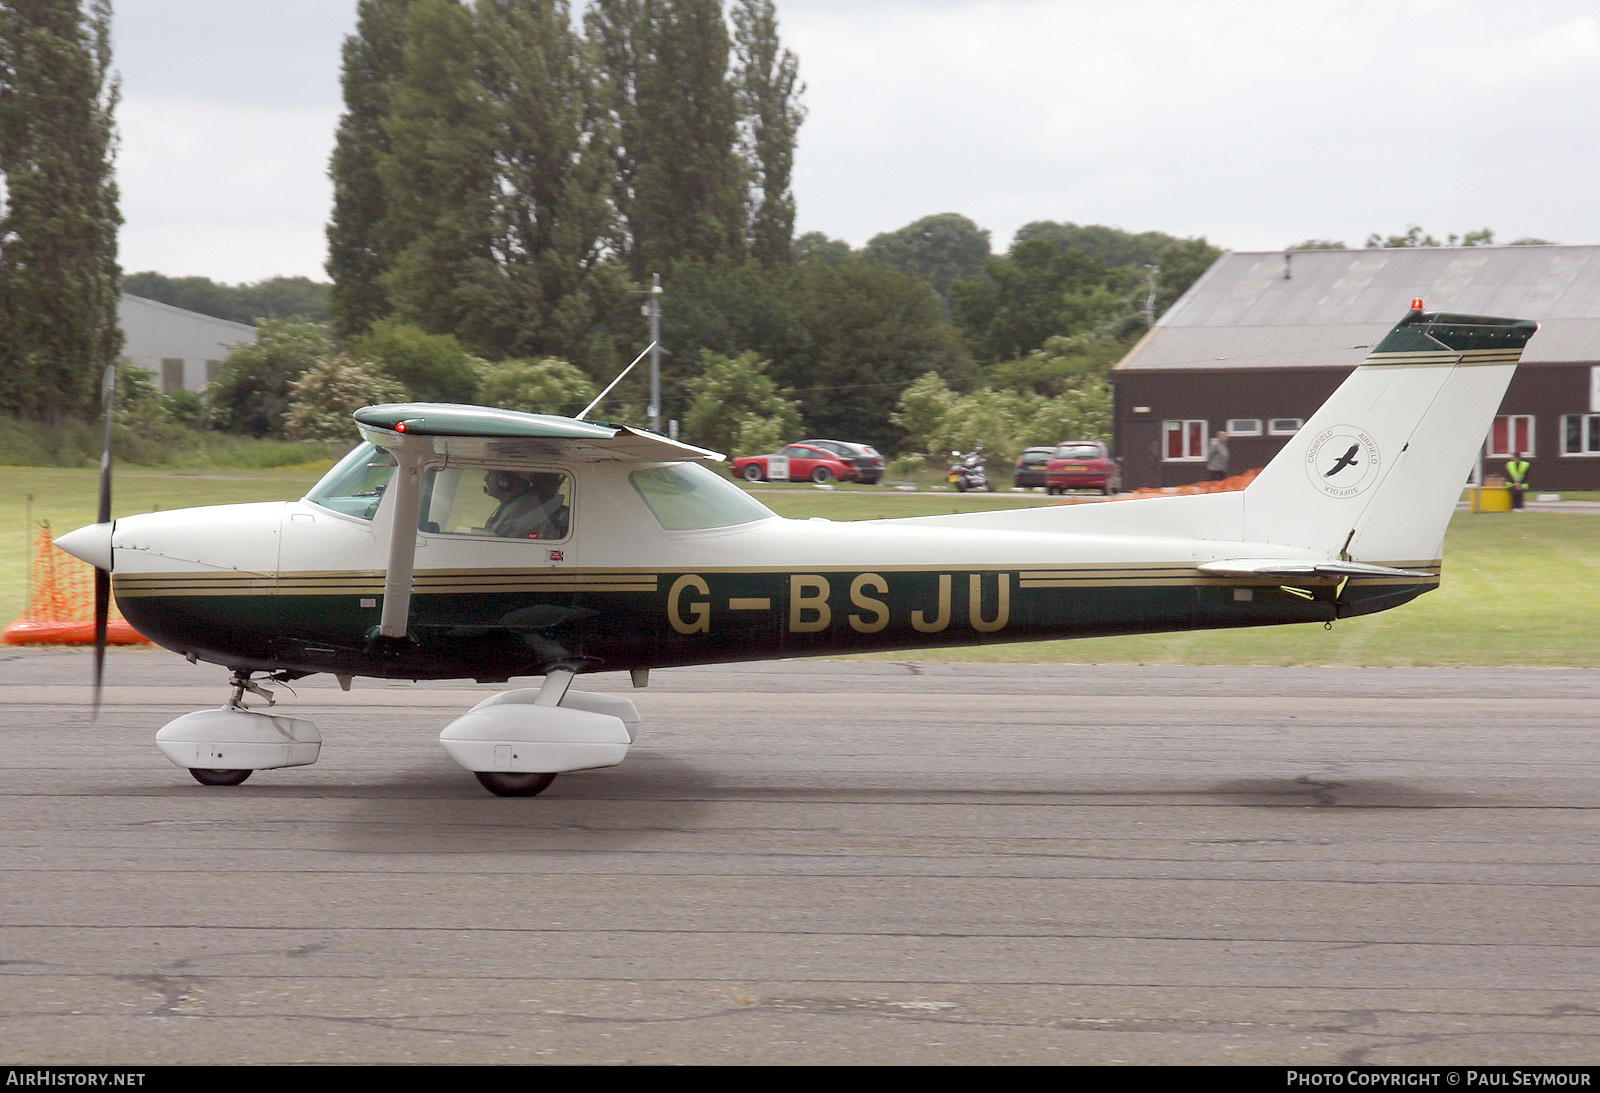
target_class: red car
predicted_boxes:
[732,441,872,484]
[1044,440,1121,495]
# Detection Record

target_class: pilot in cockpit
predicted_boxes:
[482,471,568,539]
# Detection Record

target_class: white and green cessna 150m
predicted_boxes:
[58,303,1537,796]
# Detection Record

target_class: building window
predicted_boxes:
[1562,414,1600,456]
[161,358,184,394]
[1226,418,1262,436]
[1163,419,1206,461]
[1487,414,1534,458]
[1268,418,1302,436]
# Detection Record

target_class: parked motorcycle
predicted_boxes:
[947,449,993,492]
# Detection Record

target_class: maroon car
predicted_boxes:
[1044,440,1121,495]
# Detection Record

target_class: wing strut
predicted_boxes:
[377,449,427,640]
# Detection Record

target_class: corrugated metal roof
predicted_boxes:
[1118,245,1600,371]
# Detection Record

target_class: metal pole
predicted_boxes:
[649,273,662,434]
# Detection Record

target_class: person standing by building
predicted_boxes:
[1506,452,1531,510]
[1206,431,1230,482]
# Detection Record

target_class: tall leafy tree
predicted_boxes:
[634,0,745,274]
[378,0,498,348]
[326,0,414,340]
[0,0,120,426]
[475,0,618,362]
[584,0,649,275]
[590,0,745,281]
[731,0,803,265]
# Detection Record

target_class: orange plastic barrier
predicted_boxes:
[2,524,150,646]
[1128,467,1261,498]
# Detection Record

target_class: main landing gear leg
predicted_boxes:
[226,670,275,710]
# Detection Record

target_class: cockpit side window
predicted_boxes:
[420,466,573,541]
[304,442,397,521]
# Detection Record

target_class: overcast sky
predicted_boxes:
[111,0,1600,285]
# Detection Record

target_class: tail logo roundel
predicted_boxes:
[1305,425,1381,498]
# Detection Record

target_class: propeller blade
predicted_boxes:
[92,363,115,718]
[93,566,109,711]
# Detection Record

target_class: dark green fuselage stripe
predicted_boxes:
[115,568,1433,679]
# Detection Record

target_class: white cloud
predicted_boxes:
[105,0,1600,280]
[118,98,339,282]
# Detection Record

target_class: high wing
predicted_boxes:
[353,403,723,463]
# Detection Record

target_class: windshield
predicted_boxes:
[630,463,775,531]
[305,442,397,520]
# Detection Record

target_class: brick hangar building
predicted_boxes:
[1111,245,1600,492]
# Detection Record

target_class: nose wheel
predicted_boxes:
[474,770,558,797]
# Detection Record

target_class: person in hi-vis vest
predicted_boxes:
[1506,453,1530,510]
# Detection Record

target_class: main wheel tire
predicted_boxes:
[190,768,251,786]
[810,466,832,484]
[741,463,764,482]
[474,770,558,797]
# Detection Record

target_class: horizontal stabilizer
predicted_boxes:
[1197,559,1433,580]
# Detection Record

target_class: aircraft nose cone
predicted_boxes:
[56,521,114,572]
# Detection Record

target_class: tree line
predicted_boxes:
[315,0,1217,458]
[0,0,1232,469]
[324,0,802,370]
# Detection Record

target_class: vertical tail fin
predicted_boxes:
[1241,306,1538,564]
